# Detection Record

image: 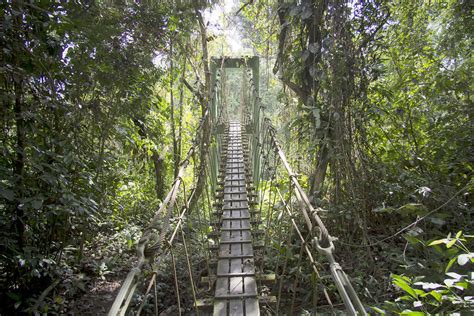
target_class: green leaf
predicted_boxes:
[396,203,428,216]
[445,256,457,272]
[7,291,21,302]
[428,238,448,246]
[446,238,457,248]
[403,234,422,245]
[0,188,14,201]
[372,206,396,213]
[393,275,418,299]
[414,289,425,296]
[455,281,468,289]
[429,217,446,226]
[31,199,43,210]
[429,290,442,302]
[401,310,424,315]
[370,306,386,314]
[456,230,463,239]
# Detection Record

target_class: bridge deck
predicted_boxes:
[213,121,259,316]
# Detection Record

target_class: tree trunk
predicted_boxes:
[12,0,26,248]
[13,79,25,248]
[170,37,181,179]
[310,140,329,199]
[188,9,211,213]
[174,58,186,178]
[133,118,166,201]
[151,151,166,201]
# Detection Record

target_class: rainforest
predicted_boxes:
[0,0,472,315]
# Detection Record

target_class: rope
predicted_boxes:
[203,166,213,276]
[276,215,293,314]
[262,152,279,258]
[290,244,305,315]
[109,107,214,315]
[169,245,182,316]
[110,56,370,315]
[244,65,366,314]
[265,120,366,314]
[136,272,157,315]
[180,226,198,313]
[275,186,336,313]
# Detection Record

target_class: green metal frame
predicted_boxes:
[210,56,260,188]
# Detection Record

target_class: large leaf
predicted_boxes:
[392,274,418,299]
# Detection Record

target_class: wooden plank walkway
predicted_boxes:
[213,121,260,316]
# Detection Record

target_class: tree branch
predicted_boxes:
[357,12,391,54]
[273,0,289,75]
[182,78,203,102]
[235,0,253,16]
[280,76,307,104]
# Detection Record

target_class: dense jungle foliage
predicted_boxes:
[0,0,472,314]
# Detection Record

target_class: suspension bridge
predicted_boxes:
[108,57,366,315]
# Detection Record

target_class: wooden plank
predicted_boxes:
[221,217,251,223]
[225,181,245,187]
[241,230,251,240]
[225,169,244,174]
[224,193,247,200]
[220,240,252,244]
[213,300,227,316]
[229,276,244,294]
[240,209,251,217]
[221,219,249,229]
[230,174,245,180]
[227,160,244,164]
[245,298,260,315]
[203,273,274,285]
[243,277,257,295]
[219,244,231,257]
[226,165,244,170]
[229,300,244,316]
[217,260,229,275]
[242,243,253,256]
[228,189,247,194]
[230,258,242,274]
[221,230,231,241]
[241,220,250,229]
[221,233,248,242]
[215,277,229,296]
[239,201,249,208]
[223,206,250,211]
[223,186,246,192]
[231,243,241,255]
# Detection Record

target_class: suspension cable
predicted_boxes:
[109,66,223,314]
[243,65,366,315]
